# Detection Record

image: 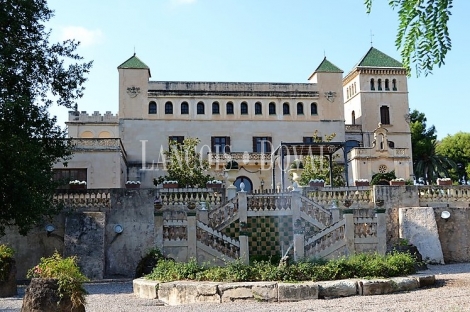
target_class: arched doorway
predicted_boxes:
[234,176,253,193]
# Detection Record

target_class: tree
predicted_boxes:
[299,132,345,187]
[365,0,453,76]
[409,109,455,184]
[436,132,470,182]
[153,137,213,187]
[0,0,92,236]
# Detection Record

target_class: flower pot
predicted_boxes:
[437,180,452,186]
[163,183,178,189]
[69,184,86,190]
[206,183,222,189]
[22,278,85,312]
[355,181,370,187]
[309,181,324,188]
[289,168,304,184]
[0,259,16,297]
[125,184,140,189]
[390,181,405,186]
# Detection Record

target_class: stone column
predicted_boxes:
[291,190,304,261]
[187,210,197,260]
[238,191,249,264]
[154,210,164,250]
[344,210,355,256]
[198,208,209,225]
[376,208,387,255]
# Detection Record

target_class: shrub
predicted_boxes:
[27,251,88,308]
[146,252,417,283]
[135,248,166,278]
[371,171,397,185]
[225,160,239,170]
[0,244,14,281]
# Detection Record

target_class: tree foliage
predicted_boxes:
[299,131,345,187]
[409,109,455,183]
[153,137,213,187]
[0,0,92,236]
[365,0,453,76]
[436,132,470,181]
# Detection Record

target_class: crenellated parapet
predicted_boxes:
[68,110,119,123]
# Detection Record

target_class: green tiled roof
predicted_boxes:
[357,47,403,68]
[315,57,343,73]
[118,54,151,76]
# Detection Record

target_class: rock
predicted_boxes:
[0,259,17,297]
[21,278,85,312]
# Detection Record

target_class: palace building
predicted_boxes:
[55,47,413,191]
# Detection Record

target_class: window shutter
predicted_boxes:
[253,137,257,152]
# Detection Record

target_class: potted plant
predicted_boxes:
[309,178,325,188]
[355,179,370,187]
[125,180,141,189]
[224,160,239,187]
[23,252,88,312]
[0,245,16,298]
[69,180,86,190]
[162,180,178,188]
[437,178,452,186]
[390,178,405,186]
[289,159,304,184]
[206,179,223,189]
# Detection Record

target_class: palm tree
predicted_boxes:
[414,141,456,185]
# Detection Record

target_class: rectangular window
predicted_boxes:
[303,137,314,144]
[253,137,272,153]
[169,136,184,144]
[211,136,231,153]
[380,106,390,124]
[53,168,87,189]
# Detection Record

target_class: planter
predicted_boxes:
[206,183,222,189]
[21,278,85,312]
[289,168,304,184]
[355,181,370,187]
[437,180,452,186]
[309,181,325,188]
[0,259,16,297]
[163,183,178,189]
[125,184,140,189]
[390,181,405,186]
[69,184,86,190]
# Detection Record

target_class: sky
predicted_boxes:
[46,0,470,140]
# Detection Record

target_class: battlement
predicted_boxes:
[68,111,119,123]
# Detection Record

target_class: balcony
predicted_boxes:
[208,152,272,165]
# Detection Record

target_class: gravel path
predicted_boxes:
[2,263,470,312]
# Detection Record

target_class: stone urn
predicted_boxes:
[224,169,238,187]
[289,168,304,184]
[0,258,17,297]
[21,278,85,312]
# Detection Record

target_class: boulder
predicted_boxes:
[21,278,85,312]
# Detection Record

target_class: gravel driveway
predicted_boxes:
[2,263,470,312]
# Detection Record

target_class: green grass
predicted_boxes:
[145,252,417,283]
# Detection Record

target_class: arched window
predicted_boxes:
[347,88,350,99]
[197,101,205,114]
[310,102,318,115]
[297,102,304,115]
[385,79,390,91]
[354,82,357,94]
[241,102,248,115]
[392,79,397,91]
[181,102,189,114]
[283,102,290,115]
[212,101,220,114]
[378,78,382,91]
[165,101,173,114]
[370,78,375,91]
[255,102,262,115]
[269,102,276,115]
[227,102,234,114]
[380,105,390,124]
[351,110,356,125]
[148,101,157,114]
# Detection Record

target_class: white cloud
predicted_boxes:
[171,0,197,5]
[59,26,103,47]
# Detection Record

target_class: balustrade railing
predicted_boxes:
[247,193,292,211]
[300,197,332,228]
[418,185,470,203]
[54,189,111,210]
[196,221,239,259]
[163,219,187,241]
[354,217,377,238]
[208,196,239,230]
[304,187,372,209]
[304,219,346,257]
[158,188,223,208]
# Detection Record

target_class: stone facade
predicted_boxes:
[55,47,412,191]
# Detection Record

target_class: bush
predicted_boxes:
[146,252,417,283]
[371,171,397,185]
[225,160,239,170]
[0,244,14,281]
[27,251,88,308]
[135,248,167,278]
